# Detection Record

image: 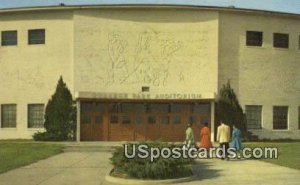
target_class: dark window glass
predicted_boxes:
[246,31,263,46]
[173,115,181,124]
[171,103,184,113]
[1,31,17,46]
[28,29,45,45]
[1,104,17,128]
[109,103,121,113]
[273,33,289,48]
[110,115,118,124]
[95,103,105,113]
[148,116,156,124]
[245,105,262,129]
[191,103,210,114]
[121,103,145,113]
[146,103,169,113]
[81,102,94,113]
[28,104,44,128]
[273,106,288,130]
[142,86,150,92]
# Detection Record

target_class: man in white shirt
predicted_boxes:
[217,121,230,160]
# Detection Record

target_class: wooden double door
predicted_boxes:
[80,101,211,141]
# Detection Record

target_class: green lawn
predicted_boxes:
[0,142,64,174]
[244,142,300,170]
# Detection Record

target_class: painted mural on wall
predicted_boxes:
[106,30,183,87]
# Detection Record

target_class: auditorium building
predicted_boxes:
[0,3,299,141]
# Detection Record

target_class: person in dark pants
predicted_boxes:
[217,122,230,160]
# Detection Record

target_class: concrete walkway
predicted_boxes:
[0,151,299,185]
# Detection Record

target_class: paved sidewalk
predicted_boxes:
[0,151,299,185]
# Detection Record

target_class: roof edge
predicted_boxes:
[0,4,299,18]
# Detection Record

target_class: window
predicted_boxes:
[173,115,181,124]
[146,103,170,113]
[246,31,263,46]
[171,103,184,113]
[142,86,150,92]
[245,105,262,129]
[1,31,17,46]
[1,104,17,128]
[28,29,45,45]
[273,33,289,48]
[28,104,44,128]
[273,106,288,130]
[109,103,121,113]
[148,116,156,124]
[190,103,210,114]
[110,115,118,124]
[121,103,145,113]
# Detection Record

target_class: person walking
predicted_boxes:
[217,121,230,160]
[200,121,212,157]
[230,124,243,158]
[185,123,195,148]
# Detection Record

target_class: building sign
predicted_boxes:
[76,92,204,100]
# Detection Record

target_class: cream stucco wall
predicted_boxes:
[219,12,300,139]
[0,10,74,139]
[73,9,219,98]
[0,7,299,140]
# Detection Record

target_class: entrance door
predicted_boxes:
[133,103,146,141]
[80,101,211,142]
[188,103,211,142]
[108,103,137,141]
[80,102,107,141]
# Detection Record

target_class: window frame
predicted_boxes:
[28,29,45,45]
[1,30,18,46]
[27,104,45,128]
[273,33,289,49]
[246,31,263,47]
[273,106,288,130]
[1,104,17,128]
[245,105,263,129]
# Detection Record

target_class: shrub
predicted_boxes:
[33,76,76,141]
[216,81,247,137]
[110,142,194,180]
[33,132,61,141]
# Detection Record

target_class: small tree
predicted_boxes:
[216,81,247,137]
[33,76,76,141]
